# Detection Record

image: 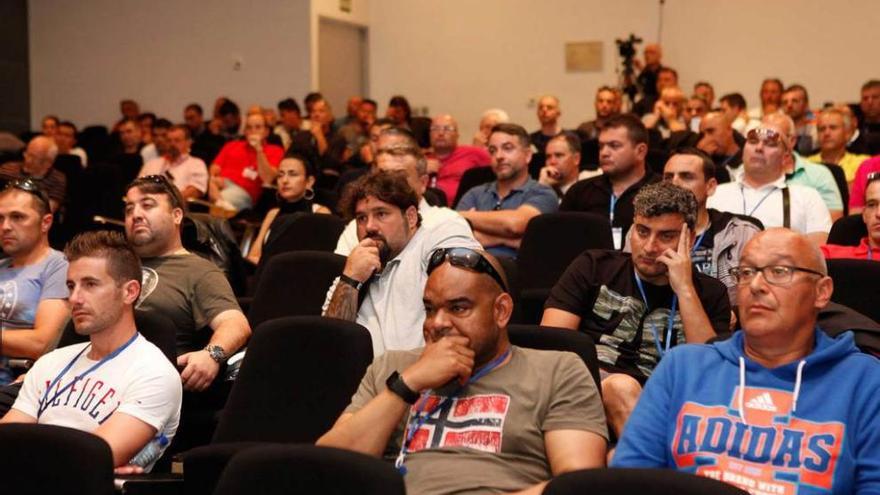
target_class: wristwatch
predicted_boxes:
[204,344,228,364]
[339,274,364,291]
[386,371,420,404]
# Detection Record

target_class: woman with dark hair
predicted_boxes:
[245,153,330,264]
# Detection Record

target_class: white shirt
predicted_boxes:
[324,209,482,356]
[140,143,159,163]
[12,334,182,471]
[707,174,831,234]
[334,199,476,256]
[139,154,209,194]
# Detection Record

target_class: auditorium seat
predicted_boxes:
[826,259,880,323]
[516,212,613,323]
[183,316,372,495]
[247,251,346,329]
[508,324,601,390]
[827,214,867,246]
[544,468,748,495]
[452,166,495,208]
[0,424,115,495]
[821,162,849,216]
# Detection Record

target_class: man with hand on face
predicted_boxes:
[543,182,731,439]
[538,132,598,198]
[124,175,251,392]
[324,171,480,356]
[209,112,284,211]
[318,248,607,495]
[1,230,182,474]
[612,229,880,494]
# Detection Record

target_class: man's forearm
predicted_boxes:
[323,282,360,322]
[256,149,276,185]
[316,390,409,456]
[209,310,252,355]
[677,289,716,343]
[462,210,527,238]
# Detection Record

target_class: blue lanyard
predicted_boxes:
[633,271,677,357]
[395,347,512,474]
[691,228,708,255]
[609,194,618,224]
[37,332,139,419]
[740,185,777,218]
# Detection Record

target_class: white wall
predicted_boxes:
[29,0,311,128]
[368,0,659,140]
[367,0,880,140]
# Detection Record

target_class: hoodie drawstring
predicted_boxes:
[737,357,807,425]
[738,357,747,424]
[791,360,806,413]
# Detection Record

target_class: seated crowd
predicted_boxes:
[1,45,879,493]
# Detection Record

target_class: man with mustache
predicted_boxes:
[319,248,607,494]
[612,228,880,494]
[323,171,480,356]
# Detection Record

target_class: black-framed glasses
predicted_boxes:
[729,265,825,286]
[5,178,51,211]
[427,247,508,292]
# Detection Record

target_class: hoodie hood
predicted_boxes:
[713,328,861,424]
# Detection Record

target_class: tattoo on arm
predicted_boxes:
[324,281,360,321]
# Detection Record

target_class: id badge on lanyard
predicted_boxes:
[610,194,622,250]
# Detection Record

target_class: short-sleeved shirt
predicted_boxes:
[324,220,482,356]
[434,146,491,203]
[212,140,284,203]
[787,153,843,212]
[0,249,69,331]
[136,254,241,354]
[821,238,876,261]
[808,152,871,183]
[849,156,880,210]
[545,250,731,380]
[708,175,832,235]
[456,178,558,257]
[0,162,67,205]
[11,334,182,471]
[139,154,209,194]
[345,346,607,495]
[560,172,660,242]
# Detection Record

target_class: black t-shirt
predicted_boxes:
[545,250,731,381]
[559,172,660,240]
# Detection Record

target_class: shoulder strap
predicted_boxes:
[782,186,791,229]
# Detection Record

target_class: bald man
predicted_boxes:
[613,228,880,494]
[319,247,607,495]
[428,114,491,203]
[0,136,66,211]
[708,115,832,245]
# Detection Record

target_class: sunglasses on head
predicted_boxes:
[427,247,508,293]
[127,174,183,209]
[746,128,786,148]
[5,178,51,211]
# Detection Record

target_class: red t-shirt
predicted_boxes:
[213,140,284,202]
[820,237,876,261]
[435,145,492,202]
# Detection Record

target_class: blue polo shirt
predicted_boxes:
[457,178,558,258]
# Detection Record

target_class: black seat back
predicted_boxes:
[828,214,867,246]
[826,259,880,323]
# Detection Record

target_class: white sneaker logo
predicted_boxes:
[745,392,778,412]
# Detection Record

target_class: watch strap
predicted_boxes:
[386,371,419,404]
[339,274,364,290]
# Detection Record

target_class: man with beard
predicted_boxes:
[138,125,208,200]
[124,175,250,391]
[323,171,480,356]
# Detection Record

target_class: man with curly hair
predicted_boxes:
[542,181,731,438]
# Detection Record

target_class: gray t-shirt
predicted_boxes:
[345,345,607,495]
[136,254,240,354]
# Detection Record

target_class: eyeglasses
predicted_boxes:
[5,178,51,210]
[427,247,508,292]
[729,265,825,286]
[745,128,786,149]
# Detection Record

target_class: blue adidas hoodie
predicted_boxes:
[612,329,880,494]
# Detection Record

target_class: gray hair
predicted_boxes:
[481,108,510,123]
[633,182,698,230]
